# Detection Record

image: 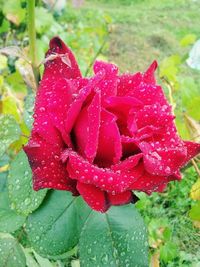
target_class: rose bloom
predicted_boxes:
[24,37,200,212]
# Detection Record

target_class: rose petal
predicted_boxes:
[46,78,73,145]
[134,104,174,132]
[129,83,168,106]
[143,60,158,84]
[65,71,105,133]
[121,135,140,158]
[107,191,135,206]
[117,72,143,96]
[105,96,143,136]
[94,109,122,167]
[93,60,118,98]
[44,36,82,80]
[183,141,200,165]
[111,153,142,172]
[73,91,101,161]
[76,182,109,212]
[24,134,78,195]
[66,151,138,193]
[129,163,169,194]
[140,141,187,176]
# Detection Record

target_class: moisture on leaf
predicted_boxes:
[79,204,149,267]
[26,190,90,258]
[8,150,47,216]
[0,233,26,267]
[0,115,21,158]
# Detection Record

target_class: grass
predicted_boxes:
[87,0,200,73]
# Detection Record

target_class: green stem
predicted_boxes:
[27,0,39,87]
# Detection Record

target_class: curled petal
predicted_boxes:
[183,141,200,166]
[143,60,158,84]
[44,36,82,80]
[24,134,78,195]
[76,182,109,212]
[140,141,187,176]
[111,153,143,172]
[107,191,137,206]
[130,164,169,194]
[66,151,139,193]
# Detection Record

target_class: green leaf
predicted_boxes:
[35,7,55,34]
[23,90,35,130]
[180,34,196,47]
[189,202,200,221]
[8,150,47,216]
[0,114,21,158]
[79,205,149,267]
[0,54,8,70]
[0,191,26,233]
[0,172,7,192]
[23,248,40,267]
[33,251,55,267]
[26,190,90,258]
[160,241,178,263]
[0,19,10,34]
[0,154,10,192]
[2,0,26,26]
[0,233,26,267]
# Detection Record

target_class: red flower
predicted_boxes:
[24,37,200,212]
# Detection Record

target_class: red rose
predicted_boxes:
[24,37,200,212]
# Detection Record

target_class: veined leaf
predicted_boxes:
[8,150,47,216]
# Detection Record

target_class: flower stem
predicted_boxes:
[27,0,39,87]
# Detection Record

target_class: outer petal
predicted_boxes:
[76,182,109,212]
[140,141,187,176]
[129,164,169,194]
[46,79,73,145]
[107,191,136,206]
[31,37,83,145]
[44,36,81,81]
[24,135,78,195]
[94,109,122,167]
[73,92,101,161]
[183,141,200,165]
[143,60,158,84]
[93,60,118,98]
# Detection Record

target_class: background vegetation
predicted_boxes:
[0,0,200,266]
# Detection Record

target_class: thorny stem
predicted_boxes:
[27,0,40,87]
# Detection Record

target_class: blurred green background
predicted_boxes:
[0,0,200,266]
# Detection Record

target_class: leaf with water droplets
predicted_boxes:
[23,90,35,130]
[0,192,26,233]
[0,233,26,267]
[25,190,91,258]
[0,115,21,158]
[79,204,149,267]
[8,150,47,216]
